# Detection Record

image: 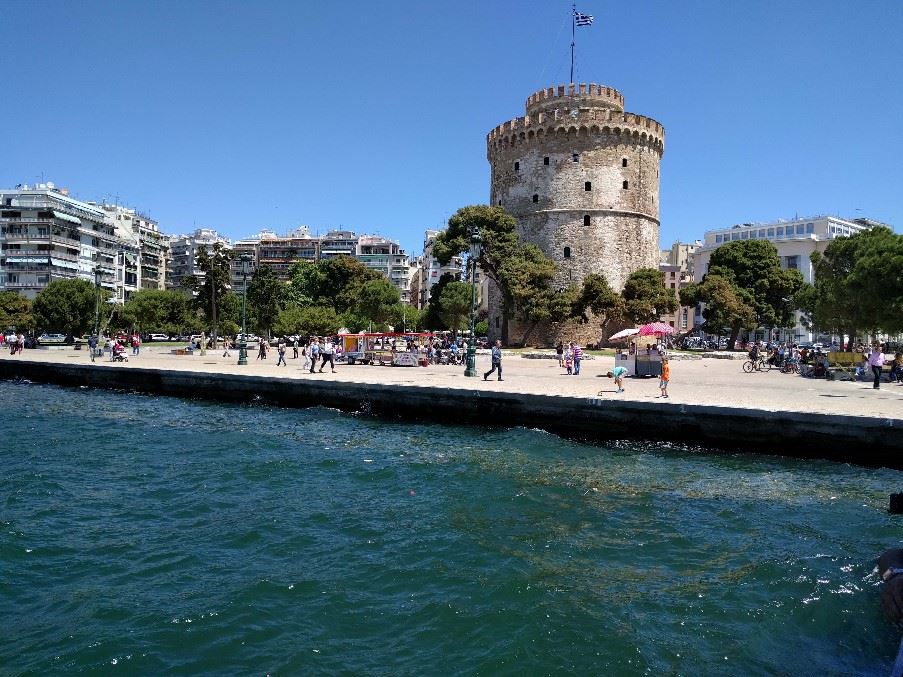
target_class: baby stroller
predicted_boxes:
[112,345,129,362]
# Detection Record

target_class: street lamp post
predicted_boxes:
[464,232,482,377]
[238,253,252,365]
[93,266,102,339]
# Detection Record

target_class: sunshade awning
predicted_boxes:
[53,210,81,225]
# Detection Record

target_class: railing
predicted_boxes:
[1,249,79,261]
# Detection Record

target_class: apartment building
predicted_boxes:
[0,183,139,301]
[167,228,231,291]
[101,204,169,291]
[356,235,411,303]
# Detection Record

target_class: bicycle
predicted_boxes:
[780,359,801,374]
[742,358,767,373]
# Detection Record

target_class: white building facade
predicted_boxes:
[0,183,139,302]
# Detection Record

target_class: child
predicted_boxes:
[605,366,628,393]
[565,355,573,375]
[659,357,670,398]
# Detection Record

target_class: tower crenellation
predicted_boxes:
[486,82,665,346]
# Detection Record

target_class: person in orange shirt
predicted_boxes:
[659,358,670,398]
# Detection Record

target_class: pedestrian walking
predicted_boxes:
[222,336,232,357]
[257,340,267,360]
[292,338,299,359]
[483,340,503,381]
[606,365,628,393]
[131,334,141,355]
[309,338,320,373]
[869,344,886,390]
[659,358,670,398]
[556,341,564,367]
[88,334,98,363]
[564,344,573,375]
[302,342,312,371]
[571,342,583,375]
[319,338,335,373]
[277,339,287,366]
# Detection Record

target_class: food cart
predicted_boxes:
[339,332,432,366]
[610,323,672,377]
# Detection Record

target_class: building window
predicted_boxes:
[776,227,784,237]
[670,283,675,289]
[670,272,676,279]
[514,161,519,171]
[806,222,815,233]
[584,182,592,191]
[622,181,629,189]
[785,255,800,270]
[572,153,579,162]
[796,224,805,235]
[758,229,766,238]
[564,247,571,258]
[767,228,775,237]
[583,215,590,227]
[498,200,502,205]
[622,158,627,167]
[544,156,550,165]
[532,194,539,203]
[715,234,723,243]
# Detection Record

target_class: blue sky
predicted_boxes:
[2,1,901,254]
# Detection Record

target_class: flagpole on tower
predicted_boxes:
[570,2,576,83]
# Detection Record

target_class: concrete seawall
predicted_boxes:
[3,359,902,468]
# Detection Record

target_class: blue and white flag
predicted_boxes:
[574,10,593,26]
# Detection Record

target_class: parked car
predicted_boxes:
[37,333,67,345]
[148,333,170,341]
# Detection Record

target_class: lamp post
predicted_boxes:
[238,253,252,365]
[93,266,102,339]
[464,231,482,377]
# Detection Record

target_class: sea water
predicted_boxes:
[1,380,900,675]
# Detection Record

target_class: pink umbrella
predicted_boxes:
[637,322,675,337]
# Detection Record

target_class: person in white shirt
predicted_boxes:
[319,339,335,373]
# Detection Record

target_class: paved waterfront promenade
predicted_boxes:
[4,345,902,420]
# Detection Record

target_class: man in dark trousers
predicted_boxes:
[483,340,503,381]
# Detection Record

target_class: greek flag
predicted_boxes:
[574,10,593,26]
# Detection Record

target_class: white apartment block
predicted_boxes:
[0,183,139,302]
[101,204,169,291]
[415,229,464,309]
[167,228,231,291]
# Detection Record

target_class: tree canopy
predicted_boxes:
[802,226,903,341]
[121,290,191,336]
[681,239,803,345]
[434,205,565,343]
[246,264,284,336]
[621,268,679,325]
[33,279,109,336]
[0,291,34,331]
[181,242,234,340]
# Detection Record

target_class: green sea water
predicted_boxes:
[1,380,901,675]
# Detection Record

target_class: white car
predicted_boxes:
[148,333,170,341]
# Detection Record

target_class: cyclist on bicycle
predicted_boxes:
[748,343,760,361]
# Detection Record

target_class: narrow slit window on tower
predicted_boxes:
[564,247,571,259]
[572,153,579,163]
[543,156,549,165]
[622,180,629,189]
[532,194,539,203]
[622,158,628,167]
[584,182,592,191]
[514,161,519,171]
[498,200,502,206]
[583,215,590,227]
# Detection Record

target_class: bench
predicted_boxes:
[170,348,194,356]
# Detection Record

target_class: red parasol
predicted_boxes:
[637,322,675,337]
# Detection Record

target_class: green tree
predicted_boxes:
[575,273,625,333]
[246,264,284,337]
[621,268,678,324]
[354,278,401,328]
[283,261,319,308]
[422,272,458,330]
[683,240,804,347]
[181,242,233,343]
[386,304,423,332]
[121,290,190,335]
[475,319,489,336]
[805,226,903,343]
[435,205,567,344]
[436,281,474,334]
[33,279,108,336]
[681,274,757,339]
[0,292,35,331]
[274,305,341,337]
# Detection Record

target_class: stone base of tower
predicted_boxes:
[489,313,613,349]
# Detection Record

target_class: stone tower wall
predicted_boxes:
[486,82,665,346]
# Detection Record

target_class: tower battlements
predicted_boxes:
[525,83,624,116]
[487,109,664,155]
